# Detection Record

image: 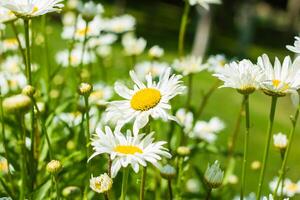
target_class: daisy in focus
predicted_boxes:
[1,0,64,18]
[172,55,207,76]
[106,67,185,135]
[190,117,225,143]
[257,54,300,96]
[213,59,263,94]
[89,126,171,177]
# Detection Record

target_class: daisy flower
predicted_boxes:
[89,83,113,107]
[62,11,76,26]
[0,35,24,53]
[78,1,104,22]
[175,108,193,133]
[1,0,64,18]
[188,0,222,9]
[62,15,103,41]
[286,36,300,54]
[56,45,95,67]
[190,117,225,143]
[213,59,263,94]
[0,7,16,23]
[106,68,185,134]
[172,55,207,76]
[87,33,117,48]
[90,173,113,193]
[122,33,147,56]
[104,14,136,34]
[206,54,227,73]
[284,179,300,197]
[257,54,300,96]
[273,132,288,150]
[134,61,169,80]
[56,111,82,127]
[148,45,164,59]
[89,126,171,177]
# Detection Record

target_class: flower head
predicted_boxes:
[122,33,146,56]
[1,0,64,18]
[258,54,300,97]
[190,117,225,143]
[90,173,112,193]
[104,14,135,34]
[214,59,263,94]
[89,126,171,177]
[188,0,221,9]
[0,7,16,23]
[204,160,224,188]
[134,61,169,80]
[206,54,227,73]
[106,68,185,135]
[148,45,164,59]
[2,94,31,114]
[175,108,193,133]
[46,160,62,174]
[78,1,103,22]
[273,132,288,150]
[172,55,206,76]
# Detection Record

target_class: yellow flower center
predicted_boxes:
[0,160,8,173]
[95,180,102,189]
[70,55,79,65]
[76,27,91,36]
[286,183,298,192]
[272,79,281,87]
[90,90,104,100]
[114,145,143,154]
[130,88,161,111]
[4,38,18,46]
[32,6,39,13]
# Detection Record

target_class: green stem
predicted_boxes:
[120,167,129,200]
[139,166,147,200]
[53,175,60,200]
[273,105,299,197]
[256,96,278,200]
[80,20,89,71]
[42,15,51,94]
[24,19,32,84]
[205,188,212,200]
[178,0,190,57]
[168,180,173,200]
[19,114,28,200]
[186,74,193,109]
[176,157,183,200]
[240,95,250,200]
[31,97,53,159]
[10,22,26,67]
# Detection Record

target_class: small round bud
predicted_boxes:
[62,186,81,197]
[46,160,62,174]
[78,2,104,22]
[177,146,191,157]
[148,45,164,59]
[273,132,288,150]
[90,173,113,193]
[204,160,224,189]
[78,83,93,96]
[2,94,32,114]
[160,164,176,180]
[228,174,238,185]
[251,160,261,171]
[22,85,36,97]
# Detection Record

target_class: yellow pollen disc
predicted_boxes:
[130,88,161,111]
[0,161,8,172]
[95,181,102,189]
[32,6,39,13]
[114,145,143,154]
[90,90,104,99]
[5,38,17,45]
[272,79,281,87]
[76,27,91,36]
[286,183,298,192]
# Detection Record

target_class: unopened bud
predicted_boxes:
[46,160,62,174]
[204,160,224,188]
[160,164,176,180]
[22,85,36,97]
[177,146,191,157]
[90,173,113,193]
[78,83,92,96]
[2,94,31,114]
[62,186,81,197]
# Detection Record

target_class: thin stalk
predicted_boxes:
[53,175,60,200]
[80,20,89,71]
[42,15,51,94]
[0,92,14,188]
[185,74,193,109]
[168,180,173,200]
[31,97,53,159]
[205,188,212,200]
[24,19,32,84]
[176,157,183,200]
[240,94,250,200]
[19,114,28,200]
[10,22,26,66]
[196,80,220,119]
[273,105,300,197]
[139,166,147,200]
[120,167,129,200]
[178,0,190,57]
[256,96,278,200]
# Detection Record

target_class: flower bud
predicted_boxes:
[2,94,32,114]
[177,146,191,157]
[90,173,113,193]
[46,160,62,174]
[148,45,164,59]
[273,132,288,150]
[251,160,261,170]
[204,160,224,188]
[22,85,36,97]
[78,2,103,22]
[160,164,176,180]
[78,83,93,96]
[62,186,81,197]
